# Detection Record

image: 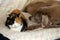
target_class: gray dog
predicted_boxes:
[23,1,60,28]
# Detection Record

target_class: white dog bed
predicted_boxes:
[0,11,60,40]
[0,0,60,40]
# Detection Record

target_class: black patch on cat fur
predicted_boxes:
[5,17,15,29]
[20,17,28,32]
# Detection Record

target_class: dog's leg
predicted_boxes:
[41,15,51,28]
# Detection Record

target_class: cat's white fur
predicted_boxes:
[9,21,23,32]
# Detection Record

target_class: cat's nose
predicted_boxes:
[29,16,32,20]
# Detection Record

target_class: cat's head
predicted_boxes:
[9,17,23,32]
[9,9,21,19]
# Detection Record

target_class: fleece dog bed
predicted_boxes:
[0,0,60,40]
[0,12,60,40]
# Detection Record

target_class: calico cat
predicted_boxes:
[5,9,28,32]
[8,17,27,32]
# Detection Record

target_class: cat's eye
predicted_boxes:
[16,14,20,17]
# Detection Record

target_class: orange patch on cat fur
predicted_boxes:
[11,9,21,14]
[15,17,22,24]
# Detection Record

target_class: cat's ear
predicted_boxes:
[8,14,13,18]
